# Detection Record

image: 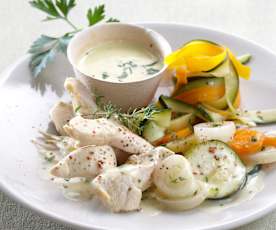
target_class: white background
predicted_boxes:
[1,0,276,229]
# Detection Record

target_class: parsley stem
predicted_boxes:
[63,17,78,30]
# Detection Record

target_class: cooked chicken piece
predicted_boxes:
[92,168,142,212]
[127,146,174,165]
[119,164,155,191]
[91,147,174,212]
[49,101,74,135]
[64,78,97,115]
[32,131,78,163]
[50,145,117,178]
[64,116,153,154]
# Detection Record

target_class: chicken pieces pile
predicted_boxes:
[35,77,207,212]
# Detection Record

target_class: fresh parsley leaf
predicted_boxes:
[28,1,119,78]
[30,0,61,18]
[30,0,76,22]
[87,4,105,26]
[56,0,76,17]
[106,17,120,23]
[28,34,72,77]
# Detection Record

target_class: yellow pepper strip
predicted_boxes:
[201,91,240,119]
[165,41,227,71]
[154,127,192,146]
[201,103,232,117]
[186,50,227,72]
[228,49,250,80]
[175,85,225,104]
[233,91,241,108]
[165,41,251,85]
[175,66,188,86]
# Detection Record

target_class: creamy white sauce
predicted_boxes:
[199,172,264,213]
[39,160,94,201]
[77,40,163,83]
[39,155,265,211]
[140,172,264,215]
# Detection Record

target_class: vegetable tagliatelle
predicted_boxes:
[165,40,251,87]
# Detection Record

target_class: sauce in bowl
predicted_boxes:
[77,40,164,83]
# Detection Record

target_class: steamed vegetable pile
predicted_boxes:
[141,40,276,148]
[136,40,276,200]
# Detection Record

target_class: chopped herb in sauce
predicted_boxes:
[77,40,163,83]
[210,187,220,196]
[211,122,222,127]
[142,60,159,67]
[146,68,159,75]
[170,176,186,184]
[251,136,258,142]
[117,71,128,79]
[74,105,82,113]
[102,72,109,79]
[44,155,55,162]
[257,115,264,121]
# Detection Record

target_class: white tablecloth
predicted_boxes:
[1,0,276,229]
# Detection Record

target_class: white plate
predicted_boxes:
[1,23,276,230]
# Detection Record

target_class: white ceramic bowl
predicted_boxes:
[67,23,172,111]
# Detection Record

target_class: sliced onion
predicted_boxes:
[194,121,236,143]
[245,148,276,165]
[153,155,197,198]
[153,181,208,211]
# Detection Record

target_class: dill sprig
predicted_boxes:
[90,99,161,134]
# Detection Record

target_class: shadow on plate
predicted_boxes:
[30,53,74,97]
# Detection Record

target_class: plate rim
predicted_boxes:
[1,22,276,230]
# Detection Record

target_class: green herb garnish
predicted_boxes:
[74,105,81,113]
[170,176,186,184]
[28,0,119,77]
[102,72,110,79]
[211,122,222,127]
[117,71,128,79]
[87,4,105,26]
[142,60,159,67]
[91,99,162,135]
[44,155,55,162]
[251,136,258,142]
[210,187,220,196]
[146,68,159,75]
[117,61,138,79]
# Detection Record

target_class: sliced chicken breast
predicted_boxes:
[118,164,155,191]
[50,145,116,178]
[50,101,74,135]
[92,168,142,212]
[127,146,175,165]
[64,116,153,154]
[91,147,175,212]
[64,78,97,115]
